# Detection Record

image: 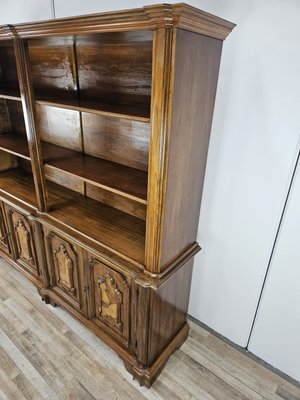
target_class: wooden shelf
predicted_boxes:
[0,135,147,203]
[42,142,148,204]
[0,168,37,208]
[0,89,21,101]
[0,133,30,160]
[35,98,150,122]
[46,179,145,264]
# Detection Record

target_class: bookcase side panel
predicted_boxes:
[145,27,174,273]
[160,29,223,269]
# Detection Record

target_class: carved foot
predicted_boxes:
[122,323,190,388]
[38,288,57,307]
[122,359,157,388]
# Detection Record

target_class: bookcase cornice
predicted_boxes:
[0,3,235,40]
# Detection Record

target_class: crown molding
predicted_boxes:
[0,3,235,41]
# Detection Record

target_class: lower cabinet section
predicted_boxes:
[4,204,41,281]
[0,213,194,387]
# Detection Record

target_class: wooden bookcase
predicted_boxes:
[0,4,234,387]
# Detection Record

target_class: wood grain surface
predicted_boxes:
[0,4,237,388]
[46,179,146,264]
[44,150,148,204]
[0,169,37,208]
[160,29,223,269]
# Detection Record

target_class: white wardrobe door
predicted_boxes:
[0,0,53,24]
[187,0,300,346]
[248,156,300,382]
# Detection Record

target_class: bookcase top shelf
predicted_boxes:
[35,98,150,123]
[0,3,235,41]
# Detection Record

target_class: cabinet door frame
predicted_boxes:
[4,205,40,278]
[43,227,87,316]
[88,254,131,344]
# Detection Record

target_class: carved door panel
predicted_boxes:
[89,257,130,341]
[0,202,11,255]
[44,228,86,314]
[5,207,39,276]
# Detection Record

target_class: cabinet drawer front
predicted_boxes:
[89,257,130,341]
[5,206,39,276]
[0,202,11,255]
[44,229,86,314]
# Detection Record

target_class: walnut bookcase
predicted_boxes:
[0,4,234,387]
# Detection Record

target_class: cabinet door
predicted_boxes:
[5,206,39,277]
[248,161,300,382]
[88,256,130,342]
[44,228,87,315]
[0,202,11,255]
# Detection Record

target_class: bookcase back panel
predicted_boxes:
[76,31,152,109]
[6,101,26,136]
[82,113,149,171]
[18,159,33,174]
[0,151,18,172]
[0,99,11,133]
[36,104,81,151]
[28,41,78,100]
[0,41,19,93]
[0,99,26,136]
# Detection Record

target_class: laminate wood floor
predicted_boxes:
[0,257,299,400]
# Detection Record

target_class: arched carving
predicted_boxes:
[15,219,34,264]
[98,273,123,331]
[54,244,76,295]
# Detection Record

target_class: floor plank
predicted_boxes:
[0,257,300,400]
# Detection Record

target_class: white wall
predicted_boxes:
[1,0,300,379]
[0,0,53,24]
[248,155,300,382]
[187,0,300,347]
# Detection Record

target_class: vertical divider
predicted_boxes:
[10,28,48,212]
[145,27,175,273]
[72,38,86,197]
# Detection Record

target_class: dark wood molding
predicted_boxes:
[0,4,235,40]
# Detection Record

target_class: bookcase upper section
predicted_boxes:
[0,3,235,41]
[0,3,235,273]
